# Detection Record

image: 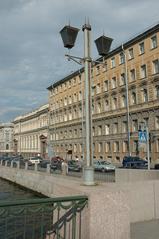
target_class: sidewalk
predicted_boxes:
[131,219,159,239]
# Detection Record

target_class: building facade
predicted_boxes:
[0,123,14,156]
[48,23,159,165]
[13,104,49,158]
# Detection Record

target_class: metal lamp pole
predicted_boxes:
[82,23,95,185]
[60,21,113,185]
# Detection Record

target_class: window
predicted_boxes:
[121,95,126,107]
[122,121,127,133]
[74,129,77,138]
[155,116,159,129]
[151,35,157,49]
[92,85,96,96]
[73,93,77,102]
[131,91,137,105]
[104,80,108,91]
[111,57,115,68]
[139,42,145,54]
[104,99,109,111]
[105,124,110,135]
[92,102,95,114]
[130,69,136,81]
[133,140,139,153]
[103,62,107,72]
[155,86,159,99]
[120,73,125,85]
[119,52,125,64]
[112,77,117,89]
[113,141,119,152]
[132,120,138,132]
[73,108,77,119]
[128,48,134,59]
[64,111,67,121]
[98,143,102,153]
[97,101,102,113]
[96,66,100,75]
[123,141,128,152]
[153,59,159,74]
[98,125,102,135]
[105,142,110,152]
[140,64,147,78]
[142,88,148,102]
[113,123,118,134]
[96,83,101,94]
[73,144,77,153]
[73,77,76,85]
[92,127,95,136]
[157,139,159,152]
[78,91,82,101]
[69,96,72,104]
[68,80,71,88]
[112,97,117,109]
[64,97,67,106]
[68,110,72,120]
[143,117,149,127]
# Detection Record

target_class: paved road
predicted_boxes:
[131,220,159,239]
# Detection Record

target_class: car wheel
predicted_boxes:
[101,168,105,173]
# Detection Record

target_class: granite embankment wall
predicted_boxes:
[1,165,159,239]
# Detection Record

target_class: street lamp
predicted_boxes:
[60,21,113,185]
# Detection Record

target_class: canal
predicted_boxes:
[0,177,46,201]
[0,177,51,239]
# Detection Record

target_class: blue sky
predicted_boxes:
[0,0,159,122]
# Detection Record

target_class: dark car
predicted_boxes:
[122,156,148,169]
[38,160,50,168]
[50,157,64,170]
[68,160,82,172]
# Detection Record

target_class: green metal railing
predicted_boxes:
[0,195,88,239]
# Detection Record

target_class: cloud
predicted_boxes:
[0,0,159,122]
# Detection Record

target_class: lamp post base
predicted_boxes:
[83,166,95,186]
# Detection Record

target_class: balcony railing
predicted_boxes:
[0,195,88,239]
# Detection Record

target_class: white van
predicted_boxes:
[29,157,42,164]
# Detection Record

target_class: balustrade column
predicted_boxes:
[46,164,50,173]
[34,163,38,171]
[25,162,28,170]
[11,161,13,168]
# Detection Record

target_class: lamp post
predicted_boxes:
[60,21,113,185]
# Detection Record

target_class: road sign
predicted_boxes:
[138,131,147,143]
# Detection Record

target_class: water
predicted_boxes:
[0,178,50,239]
[0,177,46,201]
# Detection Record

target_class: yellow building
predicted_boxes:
[47,23,159,165]
[13,104,49,158]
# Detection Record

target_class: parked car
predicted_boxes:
[154,162,159,170]
[68,160,82,172]
[28,156,43,165]
[38,160,50,168]
[50,157,64,170]
[93,160,115,172]
[122,156,148,169]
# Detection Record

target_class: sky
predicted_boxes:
[0,0,159,122]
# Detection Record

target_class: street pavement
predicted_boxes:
[131,219,159,239]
